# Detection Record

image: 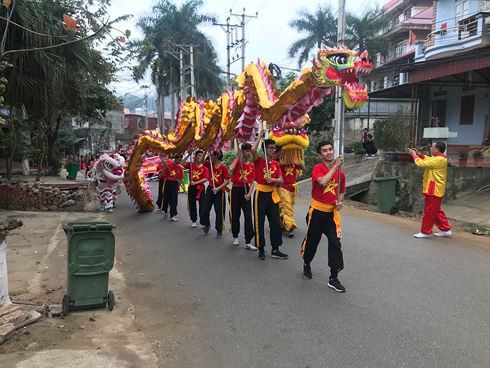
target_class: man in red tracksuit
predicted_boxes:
[202,151,230,237]
[228,143,257,250]
[160,154,184,222]
[185,150,209,228]
[409,142,452,238]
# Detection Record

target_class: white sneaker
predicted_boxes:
[414,232,432,238]
[434,230,452,238]
[192,222,197,228]
[232,238,239,246]
[169,216,179,222]
[245,244,258,251]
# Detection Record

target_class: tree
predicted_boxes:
[288,5,337,68]
[276,72,298,93]
[308,98,335,134]
[131,0,223,125]
[346,7,388,56]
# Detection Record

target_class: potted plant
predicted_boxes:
[472,149,483,167]
[374,108,410,162]
[459,151,468,167]
[351,140,364,156]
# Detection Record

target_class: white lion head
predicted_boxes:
[96,153,125,183]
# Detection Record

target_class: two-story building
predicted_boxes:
[368,0,490,164]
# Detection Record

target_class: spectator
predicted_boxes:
[364,134,378,156]
[361,128,369,151]
[483,131,490,146]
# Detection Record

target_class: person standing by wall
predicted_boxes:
[228,143,257,250]
[409,142,452,238]
[300,140,346,293]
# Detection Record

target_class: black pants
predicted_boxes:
[301,208,343,278]
[229,186,254,243]
[156,178,164,209]
[253,190,282,250]
[188,185,205,222]
[201,187,226,232]
[162,180,179,217]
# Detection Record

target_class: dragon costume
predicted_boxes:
[124,46,372,212]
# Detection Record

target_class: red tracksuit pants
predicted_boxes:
[421,195,451,234]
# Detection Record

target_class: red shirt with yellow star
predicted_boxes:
[231,161,255,186]
[311,163,345,204]
[254,157,281,185]
[206,162,229,189]
[185,162,209,184]
[280,164,301,192]
[163,159,184,181]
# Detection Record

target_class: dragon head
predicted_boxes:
[97,153,125,183]
[313,47,372,109]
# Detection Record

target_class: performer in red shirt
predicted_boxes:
[155,153,168,212]
[185,150,209,228]
[160,154,185,222]
[202,151,230,237]
[300,140,346,293]
[251,130,287,260]
[228,143,257,250]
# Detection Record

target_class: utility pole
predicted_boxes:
[190,45,196,98]
[334,0,346,159]
[214,8,258,88]
[142,85,150,130]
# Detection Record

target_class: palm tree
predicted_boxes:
[346,7,388,56]
[132,0,223,128]
[288,5,337,68]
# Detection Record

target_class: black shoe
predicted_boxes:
[203,225,210,234]
[303,264,312,279]
[258,249,266,260]
[217,232,223,238]
[271,249,288,259]
[328,278,346,293]
[287,232,294,238]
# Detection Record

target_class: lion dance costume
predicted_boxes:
[123,47,372,212]
[92,153,125,212]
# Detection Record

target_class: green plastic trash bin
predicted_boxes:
[374,177,398,214]
[66,161,80,180]
[62,222,116,314]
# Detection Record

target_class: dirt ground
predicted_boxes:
[0,210,157,368]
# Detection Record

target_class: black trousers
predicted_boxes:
[229,186,254,243]
[201,187,226,232]
[188,185,205,222]
[162,180,179,217]
[253,190,282,250]
[156,178,164,209]
[301,208,343,278]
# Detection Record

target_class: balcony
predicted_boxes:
[416,12,490,62]
[377,42,416,67]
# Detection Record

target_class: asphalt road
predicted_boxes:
[112,183,490,368]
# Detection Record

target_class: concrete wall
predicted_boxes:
[366,161,490,214]
[433,85,490,145]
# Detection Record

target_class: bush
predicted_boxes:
[472,150,483,159]
[374,108,411,151]
[351,140,364,155]
[459,151,468,160]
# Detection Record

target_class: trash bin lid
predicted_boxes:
[374,176,399,182]
[63,222,115,234]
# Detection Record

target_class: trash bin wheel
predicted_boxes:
[62,294,70,315]
[107,290,115,311]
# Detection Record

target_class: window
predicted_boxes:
[460,95,474,125]
[455,0,469,21]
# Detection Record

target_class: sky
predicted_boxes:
[107,0,384,96]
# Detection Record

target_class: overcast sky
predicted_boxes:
[108,0,383,96]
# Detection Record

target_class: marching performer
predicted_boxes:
[155,153,168,213]
[228,143,257,250]
[300,140,346,293]
[160,154,185,222]
[274,146,304,238]
[409,142,452,238]
[185,150,209,228]
[202,151,230,237]
[251,130,288,260]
